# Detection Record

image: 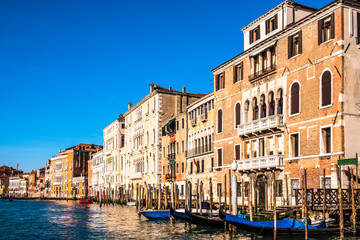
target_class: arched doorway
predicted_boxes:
[256,175,267,209]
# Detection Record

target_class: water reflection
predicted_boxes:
[0,200,358,240]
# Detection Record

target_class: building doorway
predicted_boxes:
[256,175,267,208]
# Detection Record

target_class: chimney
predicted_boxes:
[182,87,186,93]
[128,102,132,110]
[169,86,172,91]
[150,83,154,93]
[59,149,61,153]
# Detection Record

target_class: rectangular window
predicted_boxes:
[211,157,214,171]
[266,14,278,34]
[201,160,204,173]
[288,31,302,58]
[291,179,299,197]
[249,25,260,44]
[196,160,200,173]
[217,183,222,197]
[182,118,184,129]
[181,185,184,196]
[245,182,250,197]
[276,180,283,196]
[233,62,243,83]
[176,163,179,174]
[217,148,223,167]
[216,72,225,91]
[321,177,332,189]
[176,121,179,131]
[181,140,184,153]
[177,142,179,154]
[235,145,241,160]
[318,13,335,44]
[190,162,193,174]
[290,133,299,158]
[181,162,184,173]
[237,182,241,197]
[163,147,165,158]
[163,166,165,175]
[321,127,332,154]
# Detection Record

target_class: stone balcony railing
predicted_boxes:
[238,114,284,137]
[130,171,143,180]
[237,155,284,171]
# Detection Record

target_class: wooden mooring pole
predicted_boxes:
[242,178,245,214]
[210,178,213,217]
[351,167,356,233]
[323,169,326,220]
[303,169,308,240]
[337,164,344,240]
[249,175,253,221]
[273,171,277,240]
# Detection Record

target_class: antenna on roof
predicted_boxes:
[16,163,19,170]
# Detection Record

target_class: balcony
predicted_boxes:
[238,114,284,137]
[167,153,176,161]
[237,155,284,171]
[186,143,214,158]
[165,173,176,181]
[191,118,196,127]
[105,150,112,156]
[248,64,276,82]
[130,171,142,180]
[200,113,208,122]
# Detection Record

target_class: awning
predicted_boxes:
[169,162,175,165]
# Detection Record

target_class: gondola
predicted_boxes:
[170,206,198,224]
[139,209,170,220]
[219,207,342,236]
[185,207,224,228]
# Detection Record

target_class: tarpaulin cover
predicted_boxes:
[225,215,326,229]
[139,210,170,219]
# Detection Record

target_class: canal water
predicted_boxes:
[0,199,354,240]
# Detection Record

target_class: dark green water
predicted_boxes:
[0,199,356,240]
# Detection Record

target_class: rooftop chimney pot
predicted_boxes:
[128,102,132,110]
[182,87,186,93]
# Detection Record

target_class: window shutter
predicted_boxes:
[357,12,360,44]
[240,62,244,80]
[318,19,324,45]
[291,83,300,114]
[274,14,278,30]
[233,65,237,83]
[217,148,222,166]
[298,30,303,54]
[322,71,332,106]
[235,103,241,126]
[218,110,223,133]
[249,30,254,44]
[215,75,219,91]
[330,12,335,39]
[265,20,270,34]
[288,36,293,59]
[223,71,225,88]
[235,145,240,160]
[257,25,260,40]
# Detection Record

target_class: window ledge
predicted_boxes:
[320,38,334,46]
[289,54,301,60]
[234,80,242,85]
[319,104,333,110]
[289,112,300,117]
[216,88,225,92]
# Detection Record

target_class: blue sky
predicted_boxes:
[0,0,327,172]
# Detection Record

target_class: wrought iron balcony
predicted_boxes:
[238,114,284,137]
[248,64,276,81]
[237,155,284,171]
[167,153,176,161]
[186,143,214,158]
[165,173,176,180]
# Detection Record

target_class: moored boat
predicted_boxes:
[219,207,341,236]
[139,209,170,220]
[79,199,93,204]
[185,207,224,228]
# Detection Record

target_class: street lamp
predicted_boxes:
[231,159,238,215]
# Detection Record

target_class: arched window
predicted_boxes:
[290,82,300,115]
[268,91,275,116]
[217,109,223,133]
[277,88,283,114]
[235,103,241,128]
[244,100,250,123]
[321,70,332,107]
[260,94,266,118]
[252,97,259,120]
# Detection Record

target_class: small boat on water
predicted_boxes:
[170,205,220,224]
[139,209,170,220]
[219,207,341,236]
[79,199,93,204]
[185,207,224,228]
